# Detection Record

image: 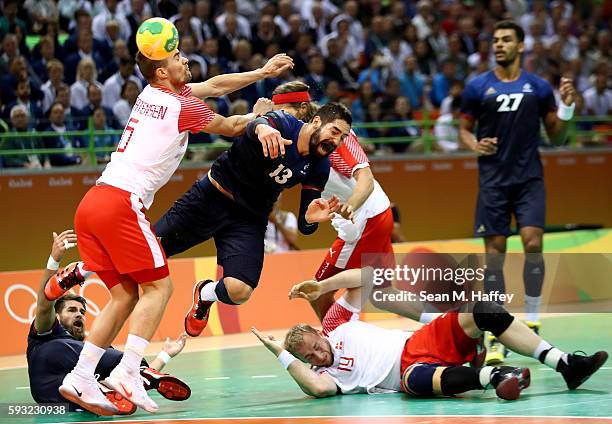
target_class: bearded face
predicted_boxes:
[308,119,351,158]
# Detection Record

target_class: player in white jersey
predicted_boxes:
[270,81,395,320]
[253,268,607,400]
[45,51,294,415]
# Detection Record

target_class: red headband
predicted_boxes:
[272,91,311,104]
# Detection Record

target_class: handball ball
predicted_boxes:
[136,17,179,60]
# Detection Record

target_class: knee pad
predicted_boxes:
[402,363,440,396]
[472,301,514,337]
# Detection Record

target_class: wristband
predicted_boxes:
[47,256,60,271]
[556,102,575,121]
[278,350,297,369]
[156,350,172,365]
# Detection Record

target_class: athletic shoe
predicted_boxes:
[99,384,137,415]
[59,371,119,416]
[485,334,507,365]
[103,365,159,413]
[184,279,215,337]
[140,367,191,401]
[561,351,608,390]
[491,366,531,401]
[526,321,541,335]
[45,261,86,301]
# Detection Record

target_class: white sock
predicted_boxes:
[73,341,105,378]
[119,334,149,372]
[200,281,219,302]
[524,295,541,322]
[533,340,552,360]
[542,347,569,371]
[479,366,495,388]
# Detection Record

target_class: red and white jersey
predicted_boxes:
[315,298,410,394]
[98,84,215,209]
[322,130,390,242]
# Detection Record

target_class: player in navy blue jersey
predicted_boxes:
[28,230,191,415]
[152,103,354,337]
[459,21,576,364]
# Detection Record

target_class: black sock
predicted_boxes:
[214,278,238,305]
[440,366,483,395]
[484,268,505,304]
[524,253,545,297]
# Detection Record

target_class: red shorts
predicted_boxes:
[74,185,169,288]
[315,207,395,281]
[400,312,478,375]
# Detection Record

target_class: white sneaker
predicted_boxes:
[59,371,119,416]
[103,365,159,413]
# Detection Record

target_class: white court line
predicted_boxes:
[204,376,230,380]
[251,375,277,379]
[538,367,612,371]
[43,414,612,424]
[15,386,29,389]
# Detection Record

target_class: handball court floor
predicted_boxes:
[1,314,611,424]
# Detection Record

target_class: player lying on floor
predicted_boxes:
[252,268,607,400]
[28,230,191,415]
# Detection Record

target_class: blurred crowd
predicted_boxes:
[0,0,610,167]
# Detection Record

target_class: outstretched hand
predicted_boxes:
[288,280,323,302]
[251,327,284,356]
[260,54,294,78]
[162,332,188,358]
[305,196,340,223]
[256,124,293,159]
[253,97,274,116]
[51,230,77,262]
[559,77,576,106]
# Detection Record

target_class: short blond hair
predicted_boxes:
[283,323,319,356]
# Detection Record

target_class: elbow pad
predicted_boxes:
[298,188,321,235]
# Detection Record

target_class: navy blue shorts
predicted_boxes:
[474,178,546,238]
[154,177,267,288]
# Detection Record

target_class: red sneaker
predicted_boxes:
[491,367,531,400]
[184,280,215,337]
[45,262,86,301]
[140,367,191,401]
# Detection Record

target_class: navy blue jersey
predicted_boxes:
[461,70,557,187]
[26,319,124,410]
[210,111,330,218]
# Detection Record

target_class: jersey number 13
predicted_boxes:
[269,164,293,184]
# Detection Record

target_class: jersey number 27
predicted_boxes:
[496,93,524,112]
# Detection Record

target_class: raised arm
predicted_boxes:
[188,54,293,98]
[543,77,576,145]
[251,327,337,398]
[35,230,78,333]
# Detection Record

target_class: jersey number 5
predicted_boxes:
[117,117,140,152]
[269,164,293,184]
[496,93,524,112]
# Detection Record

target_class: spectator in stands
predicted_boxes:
[112,79,139,128]
[64,30,105,84]
[265,197,298,253]
[193,0,218,42]
[351,80,376,124]
[332,1,364,52]
[383,37,413,79]
[170,0,203,48]
[215,0,251,39]
[434,96,463,153]
[445,34,469,81]
[91,107,118,163]
[70,58,103,110]
[0,0,27,40]
[304,52,328,102]
[412,0,434,40]
[1,55,43,106]
[226,39,252,73]
[304,1,327,44]
[364,16,387,61]
[440,80,464,116]
[583,71,611,116]
[357,53,392,95]
[24,0,59,35]
[430,59,456,107]
[414,39,437,76]
[274,0,293,37]
[100,39,130,82]
[0,33,20,75]
[41,102,81,166]
[4,79,43,127]
[102,56,141,110]
[154,0,179,19]
[76,84,116,129]
[92,0,130,42]
[125,0,151,55]
[386,96,420,153]
[320,80,341,105]
[31,36,57,82]
[2,105,42,168]
[252,14,281,56]
[399,56,426,109]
